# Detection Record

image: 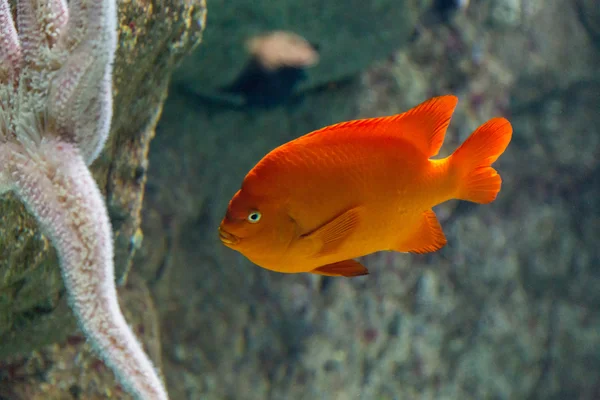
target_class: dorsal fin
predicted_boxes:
[303,95,458,157]
[394,95,458,157]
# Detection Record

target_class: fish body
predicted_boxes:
[219,95,512,277]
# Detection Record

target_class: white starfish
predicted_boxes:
[0,1,168,399]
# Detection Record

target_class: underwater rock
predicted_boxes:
[0,0,206,357]
[487,0,543,28]
[574,0,600,50]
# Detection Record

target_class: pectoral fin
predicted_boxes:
[393,209,447,254]
[301,206,362,257]
[311,259,369,277]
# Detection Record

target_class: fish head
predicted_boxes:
[219,188,296,259]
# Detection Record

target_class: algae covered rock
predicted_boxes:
[0,0,206,357]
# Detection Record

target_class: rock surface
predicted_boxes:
[0,0,207,357]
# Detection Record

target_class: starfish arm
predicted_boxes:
[64,0,117,54]
[16,0,43,63]
[6,138,168,400]
[15,0,68,63]
[49,0,117,163]
[0,0,21,78]
[47,0,69,38]
[48,51,114,164]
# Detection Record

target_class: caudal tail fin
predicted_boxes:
[450,118,512,204]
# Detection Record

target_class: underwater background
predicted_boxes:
[1,0,599,399]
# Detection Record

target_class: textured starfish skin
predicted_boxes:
[0,1,168,399]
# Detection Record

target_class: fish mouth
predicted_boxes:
[218,226,240,245]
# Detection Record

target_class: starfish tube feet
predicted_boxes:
[0,0,21,78]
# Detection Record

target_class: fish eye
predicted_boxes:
[247,211,262,223]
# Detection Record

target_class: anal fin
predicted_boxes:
[394,209,447,254]
[310,259,369,277]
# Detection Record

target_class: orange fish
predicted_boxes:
[218,95,512,277]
